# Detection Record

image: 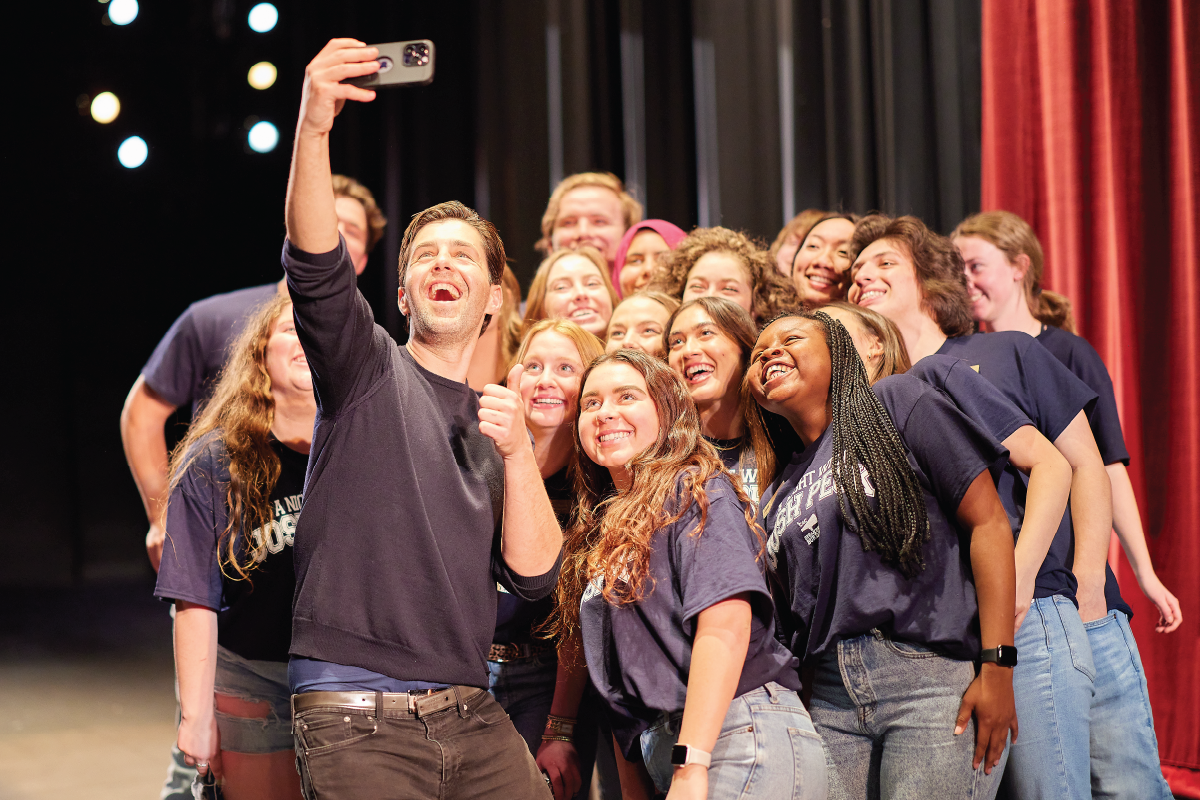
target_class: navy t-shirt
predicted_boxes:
[760,374,1008,665]
[580,472,799,758]
[707,436,759,502]
[908,355,1036,551]
[142,284,280,413]
[1036,325,1133,618]
[493,467,571,645]
[155,432,307,662]
[936,332,1098,604]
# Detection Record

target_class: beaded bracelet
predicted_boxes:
[541,733,574,743]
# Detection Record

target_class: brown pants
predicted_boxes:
[293,687,552,799]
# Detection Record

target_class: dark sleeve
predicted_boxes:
[677,480,773,624]
[283,237,386,414]
[141,306,205,409]
[940,359,1033,443]
[494,549,563,602]
[1066,341,1130,465]
[891,387,1010,515]
[1019,338,1099,443]
[154,442,228,610]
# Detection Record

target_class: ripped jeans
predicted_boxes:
[214,645,293,754]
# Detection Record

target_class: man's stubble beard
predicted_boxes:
[405,288,490,351]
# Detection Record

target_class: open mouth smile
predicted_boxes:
[684,363,715,384]
[429,282,462,302]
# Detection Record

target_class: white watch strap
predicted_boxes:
[683,745,712,768]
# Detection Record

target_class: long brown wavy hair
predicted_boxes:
[167,294,295,581]
[545,349,762,641]
[647,226,800,324]
[951,210,1076,333]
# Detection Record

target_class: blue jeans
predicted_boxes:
[639,682,827,799]
[214,645,293,754]
[1000,595,1094,800]
[1085,610,1172,799]
[486,655,558,754]
[810,631,1007,800]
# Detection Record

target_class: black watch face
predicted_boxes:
[670,744,688,765]
[996,645,1018,667]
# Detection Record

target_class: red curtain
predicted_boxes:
[981,0,1199,794]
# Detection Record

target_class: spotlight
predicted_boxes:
[248,121,279,153]
[118,136,148,168]
[107,0,138,25]
[90,92,120,124]
[247,3,278,33]
[247,62,277,90]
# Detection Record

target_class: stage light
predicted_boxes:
[90,92,120,124]
[118,136,148,168]
[248,121,279,153]
[247,3,278,33]
[248,62,277,90]
[107,0,138,25]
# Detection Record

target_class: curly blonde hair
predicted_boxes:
[647,227,800,324]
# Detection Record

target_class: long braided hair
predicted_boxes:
[746,309,930,577]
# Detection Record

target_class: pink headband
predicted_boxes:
[612,219,688,297]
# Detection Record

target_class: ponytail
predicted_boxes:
[1033,289,1076,333]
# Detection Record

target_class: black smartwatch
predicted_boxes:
[981,645,1018,667]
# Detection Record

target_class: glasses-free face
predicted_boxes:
[543,255,615,337]
[265,304,314,397]
[667,304,745,410]
[956,235,1024,324]
[747,317,832,427]
[518,330,586,434]
[551,186,627,263]
[849,238,923,327]
[578,362,660,488]
[399,219,501,342]
[793,218,855,304]
[619,229,671,296]
[682,251,754,317]
[606,295,672,357]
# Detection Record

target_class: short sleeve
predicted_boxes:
[939,359,1032,443]
[675,479,772,624]
[1019,339,1098,442]
[154,441,228,610]
[142,307,205,409]
[882,381,1010,515]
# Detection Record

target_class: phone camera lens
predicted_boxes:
[403,43,430,67]
[377,56,394,74]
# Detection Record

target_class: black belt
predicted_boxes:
[488,641,557,663]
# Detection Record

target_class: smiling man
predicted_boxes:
[279,39,560,799]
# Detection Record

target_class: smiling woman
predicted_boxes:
[523,247,619,338]
[547,349,825,799]
[791,213,859,306]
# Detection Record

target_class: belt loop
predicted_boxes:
[374,691,383,719]
[455,686,469,718]
[764,681,781,703]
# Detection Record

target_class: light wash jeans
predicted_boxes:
[810,631,1008,800]
[1085,610,1172,799]
[214,645,292,753]
[1000,595,1094,800]
[639,682,828,799]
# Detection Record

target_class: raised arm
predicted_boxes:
[480,364,563,577]
[285,39,378,253]
[1107,463,1181,632]
[120,375,178,570]
[1001,425,1072,633]
[1051,412,1112,622]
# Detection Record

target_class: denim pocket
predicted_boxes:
[879,638,938,659]
[1056,596,1097,681]
[468,693,513,728]
[295,711,378,756]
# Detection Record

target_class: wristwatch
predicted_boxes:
[670,744,712,769]
[981,645,1018,667]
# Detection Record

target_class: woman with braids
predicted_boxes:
[747,309,1018,799]
[848,214,1165,800]
[550,349,826,799]
[954,211,1179,798]
[666,296,761,500]
[154,295,313,799]
[647,226,800,324]
[789,213,859,306]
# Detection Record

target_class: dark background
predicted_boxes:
[5,0,979,587]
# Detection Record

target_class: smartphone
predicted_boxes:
[345,40,435,89]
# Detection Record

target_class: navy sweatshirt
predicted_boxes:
[283,238,558,688]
